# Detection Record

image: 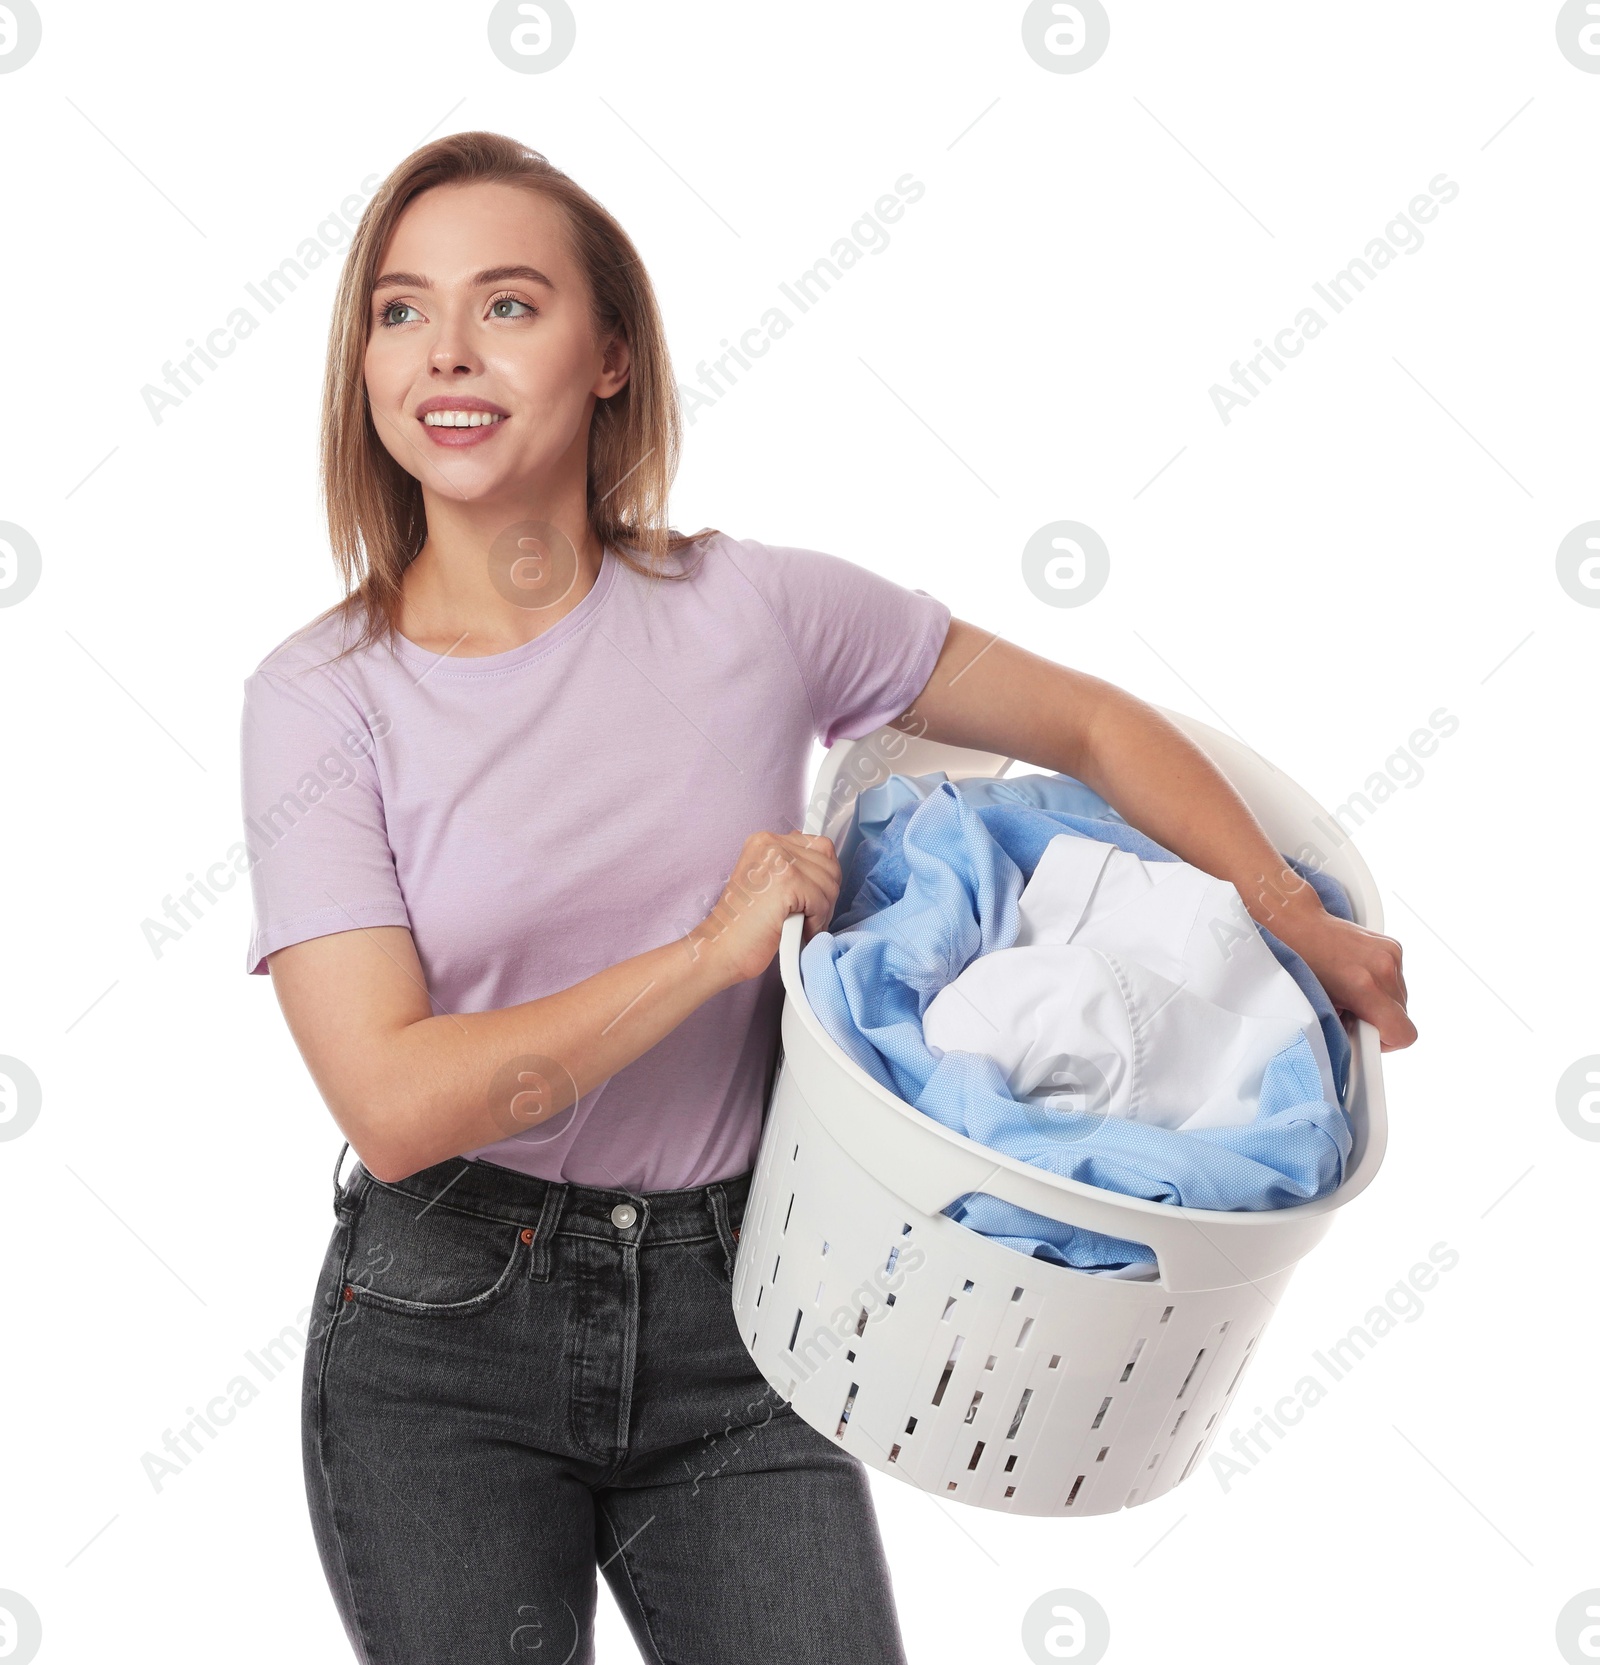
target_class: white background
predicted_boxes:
[2,2,1596,1661]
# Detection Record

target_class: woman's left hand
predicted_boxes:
[1273,906,1417,1052]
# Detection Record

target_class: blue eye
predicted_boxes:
[376,300,421,328]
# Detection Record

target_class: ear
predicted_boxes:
[596,330,631,399]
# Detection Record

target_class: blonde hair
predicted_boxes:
[314,130,713,657]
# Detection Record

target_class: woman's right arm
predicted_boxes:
[265,829,839,1183]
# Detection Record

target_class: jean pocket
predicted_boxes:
[679,1226,736,1295]
[342,1177,530,1319]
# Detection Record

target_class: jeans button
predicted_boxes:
[610,1202,637,1228]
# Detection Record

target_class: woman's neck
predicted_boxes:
[395,515,605,658]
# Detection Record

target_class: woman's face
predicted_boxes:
[363,180,628,505]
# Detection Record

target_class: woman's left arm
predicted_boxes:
[904,619,1418,1052]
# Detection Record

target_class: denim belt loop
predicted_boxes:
[707,1183,739,1280]
[331,1139,353,1217]
[527,1181,569,1282]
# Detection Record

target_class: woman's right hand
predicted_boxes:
[697,831,841,986]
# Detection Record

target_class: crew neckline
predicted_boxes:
[387,544,619,677]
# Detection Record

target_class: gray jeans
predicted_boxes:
[301,1144,910,1663]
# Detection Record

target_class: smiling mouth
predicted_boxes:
[421,411,508,428]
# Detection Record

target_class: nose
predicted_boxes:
[427,302,482,376]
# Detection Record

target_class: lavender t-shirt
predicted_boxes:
[239,531,951,1192]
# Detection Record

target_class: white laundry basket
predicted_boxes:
[729,709,1389,1517]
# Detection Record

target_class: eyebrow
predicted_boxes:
[371,264,556,294]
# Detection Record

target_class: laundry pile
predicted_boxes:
[798,770,1355,1277]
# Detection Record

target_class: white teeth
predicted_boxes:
[422,411,506,427]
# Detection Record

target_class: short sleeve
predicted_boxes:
[728,538,952,746]
[239,648,411,975]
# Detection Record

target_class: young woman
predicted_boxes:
[242,131,1415,1664]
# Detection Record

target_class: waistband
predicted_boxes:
[332,1140,753,1247]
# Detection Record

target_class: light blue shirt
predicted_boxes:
[799,772,1355,1274]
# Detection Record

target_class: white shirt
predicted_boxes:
[920,835,1337,1133]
